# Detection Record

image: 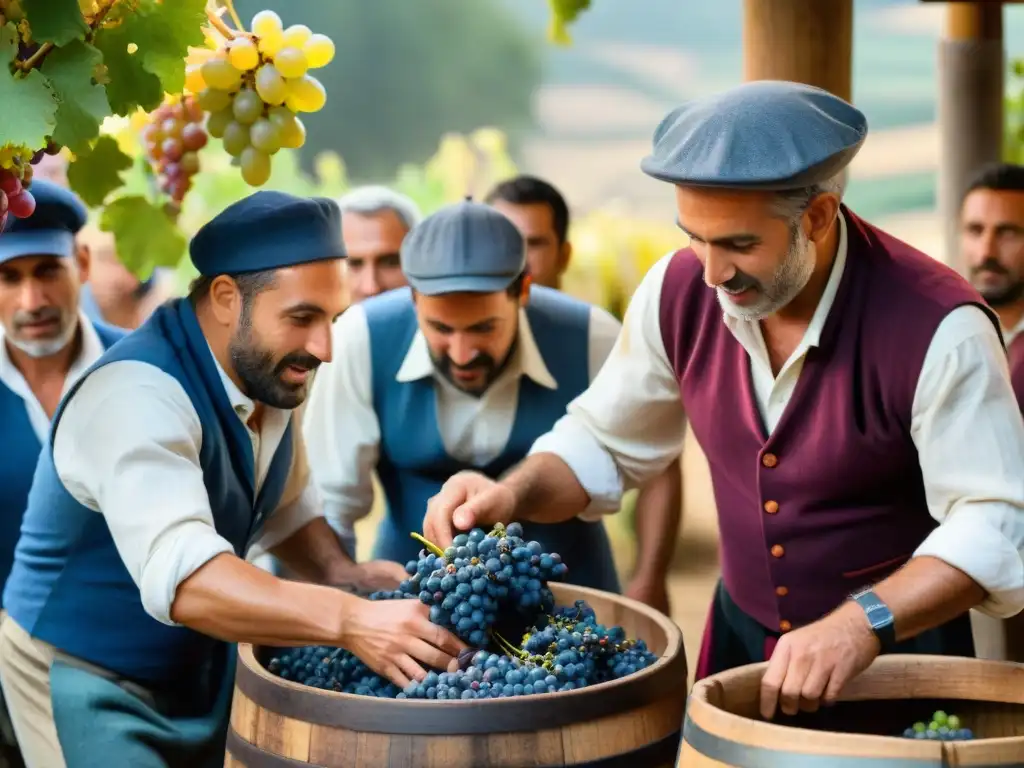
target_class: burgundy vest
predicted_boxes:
[659,208,998,632]
[1008,334,1024,413]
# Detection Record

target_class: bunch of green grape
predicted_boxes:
[193,10,333,187]
[902,710,974,741]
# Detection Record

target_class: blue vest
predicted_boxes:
[364,286,620,593]
[0,320,125,608]
[4,299,294,685]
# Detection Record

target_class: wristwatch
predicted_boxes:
[850,588,897,651]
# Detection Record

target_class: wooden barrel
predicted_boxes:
[679,654,1024,767]
[225,582,687,767]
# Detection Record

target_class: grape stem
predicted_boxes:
[409,532,445,559]
[217,0,245,34]
[204,6,236,40]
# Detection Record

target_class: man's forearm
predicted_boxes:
[863,555,986,641]
[170,552,360,646]
[631,458,682,581]
[270,516,359,585]
[503,453,592,524]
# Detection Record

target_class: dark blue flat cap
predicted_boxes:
[401,199,525,295]
[640,80,868,190]
[190,191,345,276]
[0,180,87,265]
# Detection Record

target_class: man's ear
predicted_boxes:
[74,243,91,285]
[207,275,242,327]
[519,274,532,307]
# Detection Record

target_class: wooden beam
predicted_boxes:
[937,1,1004,271]
[742,0,853,102]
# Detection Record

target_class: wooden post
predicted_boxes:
[938,2,1004,271]
[742,0,853,101]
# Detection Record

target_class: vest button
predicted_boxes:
[764,500,779,514]
[762,453,778,468]
[776,586,788,596]
[770,544,784,558]
[779,620,792,632]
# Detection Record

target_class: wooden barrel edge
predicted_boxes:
[235,582,688,735]
[236,641,687,734]
[689,654,1024,706]
[225,724,683,768]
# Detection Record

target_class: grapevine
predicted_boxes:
[266,523,660,699]
[140,95,208,205]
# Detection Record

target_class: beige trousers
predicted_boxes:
[0,617,66,768]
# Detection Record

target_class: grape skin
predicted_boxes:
[266,524,658,700]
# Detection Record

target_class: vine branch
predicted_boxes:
[14,0,118,76]
[204,7,235,41]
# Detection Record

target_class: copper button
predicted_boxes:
[770,544,784,558]
[779,620,792,632]
[762,453,778,468]
[776,586,788,597]
[763,500,779,514]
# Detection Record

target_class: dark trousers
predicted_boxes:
[695,579,976,680]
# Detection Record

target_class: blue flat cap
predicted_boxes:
[640,80,868,190]
[401,199,525,295]
[0,180,87,265]
[190,191,345,276]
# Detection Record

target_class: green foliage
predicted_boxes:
[23,0,88,46]
[230,0,543,180]
[0,23,58,149]
[1006,60,1024,164]
[40,40,111,152]
[100,195,187,280]
[66,136,133,206]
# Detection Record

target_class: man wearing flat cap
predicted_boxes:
[0,181,126,762]
[0,191,464,767]
[424,81,1024,717]
[303,198,625,592]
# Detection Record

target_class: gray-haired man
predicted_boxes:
[337,186,422,303]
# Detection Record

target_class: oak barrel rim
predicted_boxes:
[235,582,687,735]
[684,654,1024,762]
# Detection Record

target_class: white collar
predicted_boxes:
[722,210,849,349]
[0,310,105,393]
[395,307,558,390]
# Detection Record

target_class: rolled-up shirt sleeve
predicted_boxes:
[529,252,687,518]
[53,360,235,627]
[911,305,1024,618]
[302,304,380,556]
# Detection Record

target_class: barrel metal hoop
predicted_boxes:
[683,714,1024,768]
[235,648,688,735]
[225,726,681,768]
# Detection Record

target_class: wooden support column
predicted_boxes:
[742,0,853,101]
[938,2,1004,272]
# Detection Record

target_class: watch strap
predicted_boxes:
[851,588,897,650]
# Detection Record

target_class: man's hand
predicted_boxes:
[759,601,881,720]
[328,559,409,595]
[625,576,671,616]
[423,470,516,548]
[339,598,466,688]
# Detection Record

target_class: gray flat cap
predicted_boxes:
[640,80,868,191]
[401,199,525,295]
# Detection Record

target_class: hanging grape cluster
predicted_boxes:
[186,10,334,188]
[141,96,209,205]
[0,141,62,230]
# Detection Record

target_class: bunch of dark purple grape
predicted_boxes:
[266,524,658,699]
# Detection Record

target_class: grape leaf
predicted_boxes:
[94,0,206,112]
[100,196,187,279]
[67,136,133,207]
[94,29,164,114]
[40,41,112,153]
[0,23,59,149]
[22,0,88,47]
